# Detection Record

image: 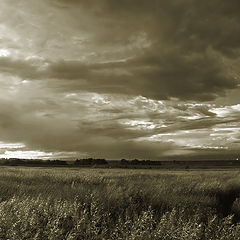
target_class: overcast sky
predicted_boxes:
[0,0,240,160]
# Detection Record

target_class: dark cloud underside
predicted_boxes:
[0,0,239,159]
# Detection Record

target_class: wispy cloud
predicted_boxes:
[0,0,239,159]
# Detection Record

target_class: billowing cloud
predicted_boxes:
[0,52,238,101]
[0,0,239,159]
[0,77,239,159]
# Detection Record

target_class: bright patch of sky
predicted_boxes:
[0,48,10,57]
[0,150,53,159]
[0,141,25,149]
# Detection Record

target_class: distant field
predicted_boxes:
[1,167,240,239]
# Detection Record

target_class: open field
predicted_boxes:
[1,167,240,239]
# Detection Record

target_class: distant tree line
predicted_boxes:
[120,159,162,165]
[74,158,108,165]
[0,158,108,166]
[0,158,163,167]
[1,158,240,168]
[0,158,68,166]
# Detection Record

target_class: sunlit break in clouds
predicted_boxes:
[0,0,240,160]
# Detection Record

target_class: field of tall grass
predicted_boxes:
[0,166,240,239]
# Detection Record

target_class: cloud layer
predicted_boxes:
[0,0,239,159]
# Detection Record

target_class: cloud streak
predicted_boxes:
[0,0,239,159]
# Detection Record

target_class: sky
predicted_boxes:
[0,0,240,160]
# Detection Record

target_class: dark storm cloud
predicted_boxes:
[2,0,239,101]
[64,0,240,99]
[57,0,240,54]
[1,0,240,159]
[1,53,237,101]
[48,52,237,100]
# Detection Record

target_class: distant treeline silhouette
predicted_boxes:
[0,158,108,166]
[0,158,162,166]
[74,158,108,165]
[0,158,68,166]
[0,158,162,167]
[120,159,162,165]
[0,158,240,168]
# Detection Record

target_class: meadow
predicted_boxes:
[0,166,240,239]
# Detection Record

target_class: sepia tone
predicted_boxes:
[0,0,240,239]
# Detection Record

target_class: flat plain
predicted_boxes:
[1,166,240,239]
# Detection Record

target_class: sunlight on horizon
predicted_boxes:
[0,150,53,159]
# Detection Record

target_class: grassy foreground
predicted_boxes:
[1,167,240,239]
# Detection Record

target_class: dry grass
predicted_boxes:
[0,167,240,239]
